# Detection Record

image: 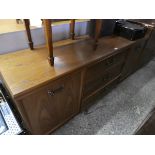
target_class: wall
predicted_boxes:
[0,21,90,54]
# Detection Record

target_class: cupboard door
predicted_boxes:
[47,72,81,124]
[121,40,146,79]
[139,30,155,66]
[17,72,81,134]
[130,41,146,71]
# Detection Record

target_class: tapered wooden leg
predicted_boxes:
[43,19,54,66]
[94,19,102,50]
[70,19,75,40]
[16,19,21,24]
[24,19,34,50]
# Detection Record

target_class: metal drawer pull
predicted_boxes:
[106,57,114,66]
[48,85,64,96]
[137,47,142,51]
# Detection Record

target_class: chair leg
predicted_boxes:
[43,19,54,66]
[24,19,34,50]
[16,19,21,24]
[94,19,102,50]
[70,19,75,40]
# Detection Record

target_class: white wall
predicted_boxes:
[0,21,89,54]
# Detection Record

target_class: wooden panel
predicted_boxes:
[139,29,155,66]
[131,40,147,71]
[83,62,123,99]
[121,40,147,80]
[16,71,81,134]
[81,76,120,110]
[121,28,153,80]
[84,52,126,85]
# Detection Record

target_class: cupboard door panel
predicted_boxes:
[139,30,155,66]
[18,72,81,134]
[20,89,60,134]
[121,40,146,79]
[47,73,81,122]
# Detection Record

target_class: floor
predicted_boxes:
[0,19,34,34]
[53,58,155,135]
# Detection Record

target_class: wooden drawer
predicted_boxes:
[83,63,123,99]
[16,71,81,134]
[84,52,126,84]
[81,75,120,110]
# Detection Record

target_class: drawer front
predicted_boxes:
[81,76,120,110]
[16,72,81,134]
[83,63,123,99]
[84,52,126,84]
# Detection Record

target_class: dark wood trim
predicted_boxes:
[23,19,34,50]
[43,19,54,66]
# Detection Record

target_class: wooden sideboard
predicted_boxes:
[0,23,155,134]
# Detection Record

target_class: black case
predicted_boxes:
[114,20,147,41]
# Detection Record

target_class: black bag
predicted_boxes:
[114,20,147,41]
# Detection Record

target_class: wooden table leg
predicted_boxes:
[43,19,54,66]
[94,19,102,49]
[24,19,34,50]
[70,19,75,40]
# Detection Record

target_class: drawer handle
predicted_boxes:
[106,57,114,66]
[136,46,141,50]
[48,85,64,96]
[103,74,111,82]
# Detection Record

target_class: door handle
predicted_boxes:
[106,57,114,66]
[48,85,64,96]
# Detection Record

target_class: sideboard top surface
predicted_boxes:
[0,35,136,98]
